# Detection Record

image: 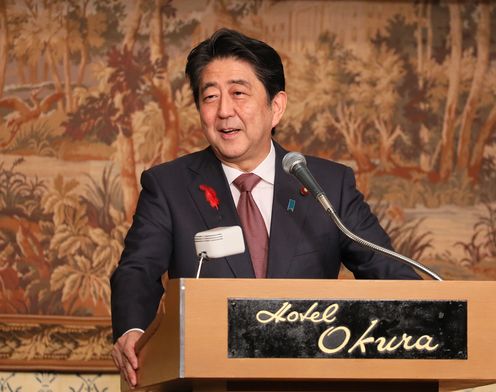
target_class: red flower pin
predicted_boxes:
[199,184,220,210]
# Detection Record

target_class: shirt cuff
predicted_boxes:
[122,328,145,336]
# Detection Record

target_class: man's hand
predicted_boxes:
[112,330,143,388]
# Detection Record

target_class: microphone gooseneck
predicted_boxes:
[283,152,443,281]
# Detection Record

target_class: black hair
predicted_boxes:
[185,28,285,108]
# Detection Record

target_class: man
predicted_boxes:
[110,28,420,388]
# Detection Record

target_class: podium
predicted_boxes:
[125,279,496,392]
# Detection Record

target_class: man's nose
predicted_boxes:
[218,95,235,118]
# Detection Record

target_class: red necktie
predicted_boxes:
[233,173,268,278]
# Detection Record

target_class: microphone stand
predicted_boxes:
[316,194,443,281]
[195,251,208,279]
[283,151,442,281]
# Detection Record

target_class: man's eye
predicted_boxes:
[233,91,245,96]
[203,94,216,102]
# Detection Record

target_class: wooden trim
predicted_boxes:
[0,315,116,372]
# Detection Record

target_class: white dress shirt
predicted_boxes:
[221,141,275,235]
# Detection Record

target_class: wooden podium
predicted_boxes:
[124,279,496,392]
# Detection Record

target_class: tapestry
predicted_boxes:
[0,0,494,375]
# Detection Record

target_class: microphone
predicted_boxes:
[282,152,442,281]
[194,226,245,278]
[282,152,324,198]
[282,152,337,214]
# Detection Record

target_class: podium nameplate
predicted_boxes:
[228,299,467,360]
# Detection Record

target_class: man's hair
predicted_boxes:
[185,28,285,108]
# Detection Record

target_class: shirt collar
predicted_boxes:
[222,141,275,186]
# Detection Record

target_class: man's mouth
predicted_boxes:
[219,128,240,134]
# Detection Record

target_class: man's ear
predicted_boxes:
[270,91,287,129]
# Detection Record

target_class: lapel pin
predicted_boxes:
[300,186,309,196]
[287,199,296,212]
[199,184,220,210]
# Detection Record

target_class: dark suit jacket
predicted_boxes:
[110,141,420,340]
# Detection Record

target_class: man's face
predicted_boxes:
[198,57,286,172]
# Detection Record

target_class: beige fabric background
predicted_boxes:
[0,0,494,389]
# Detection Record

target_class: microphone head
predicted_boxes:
[282,152,306,174]
[194,226,245,259]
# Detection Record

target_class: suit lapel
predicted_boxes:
[267,143,311,277]
[188,148,255,278]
